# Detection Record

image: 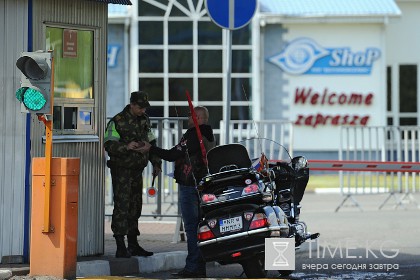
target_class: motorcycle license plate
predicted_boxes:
[219,216,243,233]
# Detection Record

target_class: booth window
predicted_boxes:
[46,27,95,136]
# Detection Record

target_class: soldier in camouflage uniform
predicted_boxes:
[104,91,161,258]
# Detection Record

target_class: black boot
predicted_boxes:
[127,235,153,257]
[115,235,131,258]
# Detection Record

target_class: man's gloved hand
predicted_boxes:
[152,165,161,177]
[138,141,152,153]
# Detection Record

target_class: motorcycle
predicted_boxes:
[196,138,320,278]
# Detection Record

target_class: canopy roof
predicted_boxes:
[259,0,401,17]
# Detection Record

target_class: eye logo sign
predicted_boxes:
[268,37,381,75]
[268,38,329,75]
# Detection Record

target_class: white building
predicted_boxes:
[108,0,420,158]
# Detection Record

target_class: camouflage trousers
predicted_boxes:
[110,167,144,236]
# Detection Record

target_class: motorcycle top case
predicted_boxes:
[199,168,263,215]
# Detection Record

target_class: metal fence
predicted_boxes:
[338,125,420,210]
[219,120,294,157]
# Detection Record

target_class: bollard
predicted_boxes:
[29,157,80,279]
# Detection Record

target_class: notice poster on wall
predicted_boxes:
[63,29,78,58]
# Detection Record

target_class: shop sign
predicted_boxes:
[268,37,381,75]
[293,87,373,128]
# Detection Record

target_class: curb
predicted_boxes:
[77,251,187,277]
[1,251,187,279]
[0,270,12,280]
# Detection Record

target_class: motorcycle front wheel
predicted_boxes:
[241,255,267,278]
[279,270,293,276]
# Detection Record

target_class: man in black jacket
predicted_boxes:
[140,106,215,278]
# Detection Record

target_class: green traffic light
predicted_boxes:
[16,87,47,111]
[15,87,26,102]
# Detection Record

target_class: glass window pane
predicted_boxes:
[198,78,222,101]
[139,50,163,72]
[169,78,193,101]
[232,106,250,120]
[169,106,189,118]
[53,106,62,130]
[198,50,222,73]
[169,106,189,128]
[399,65,417,113]
[206,106,223,130]
[168,21,192,45]
[138,0,166,16]
[198,21,222,45]
[169,4,187,16]
[232,50,251,73]
[46,27,93,99]
[169,50,193,73]
[147,106,164,118]
[139,21,163,45]
[231,78,252,101]
[400,118,417,126]
[138,78,164,101]
[387,66,391,111]
[232,26,251,45]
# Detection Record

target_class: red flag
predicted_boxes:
[186,90,208,167]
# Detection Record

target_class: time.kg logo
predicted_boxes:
[265,238,295,270]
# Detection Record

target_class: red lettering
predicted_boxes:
[360,116,370,125]
[338,94,347,104]
[314,114,325,128]
[295,87,311,104]
[349,115,359,125]
[310,93,320,105]
[321,88,328,104]
[294,114,370,127]
[305,115,314,126]
[294,87,375,106]
[342,115,349,125]
[328,93,337,105]
[365,93,373,105]
[331,115,340,125]
[295,115,303,125]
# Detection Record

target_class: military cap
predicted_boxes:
[130,91,150,108]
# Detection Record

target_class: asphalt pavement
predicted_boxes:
[1,192,419,279]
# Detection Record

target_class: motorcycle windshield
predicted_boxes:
[237,138,291,165]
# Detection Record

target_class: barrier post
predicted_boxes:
[30,157,80,279]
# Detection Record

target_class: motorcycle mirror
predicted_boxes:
[292,156,308,170]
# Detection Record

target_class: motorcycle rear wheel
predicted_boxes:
[241,255,267,278]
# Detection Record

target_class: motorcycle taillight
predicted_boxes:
[201,194,217,203]
[198,225,215,241]
[249,213,268,230]
[242,183,259,195]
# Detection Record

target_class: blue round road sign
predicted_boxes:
[205,0,257,30]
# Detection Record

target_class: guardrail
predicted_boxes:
[311,125,420,212]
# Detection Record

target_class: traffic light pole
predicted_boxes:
[37,53,54,233]
[42,117,53,233]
